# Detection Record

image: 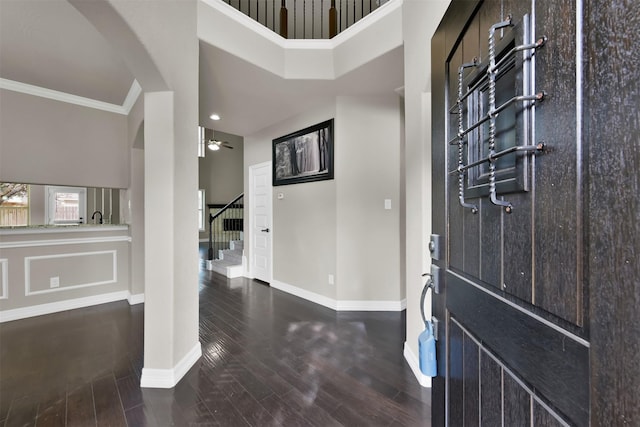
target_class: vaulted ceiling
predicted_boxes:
[0,0,134,105]
[0,0,403,137]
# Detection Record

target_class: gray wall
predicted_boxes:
[335,95,403,302]
[0,89,129,189]
[0,67,145,314]
[245,102,337,299]
[198,130,244,240]
[244,96,403,304]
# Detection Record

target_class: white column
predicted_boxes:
[402,0,451,388]
[140,92,201,388]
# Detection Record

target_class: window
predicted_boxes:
[45,186,87,225]
[198,189,205,231]
[0,183,29,226]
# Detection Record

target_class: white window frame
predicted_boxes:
[198,126,206,158]
[198,189,206,231]
[45,186,87,225]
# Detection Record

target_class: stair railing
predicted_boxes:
[208,193,244,261]
[221,0,388,39]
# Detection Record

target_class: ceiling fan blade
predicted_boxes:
[222,144,234,149]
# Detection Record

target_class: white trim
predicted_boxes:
[336,298,406,311]
[0,259,8,300]
[121,80,142,114]
[25,250,117,296]
[404,342,432,388]
[242,255,250,278]
[45,186,87,226]
[271,279,405,312]
[127,293,145,305]
[226,264,244,279]
[204,0,284,45]
[1,235,131,249]
[272,280,337,310]
[0,78,141,115]
[0,225,129,236]
[140,342,202,388]
[0,290,129,323]
[327,0,401,47]
[198,189,206,232]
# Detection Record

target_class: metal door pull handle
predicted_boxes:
[261,228,270,232]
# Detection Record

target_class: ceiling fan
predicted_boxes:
[207,139,233,151]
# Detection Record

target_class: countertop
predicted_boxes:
[0,224,129,235]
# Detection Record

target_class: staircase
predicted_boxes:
[204,193,244,278]
[206,239,244,278]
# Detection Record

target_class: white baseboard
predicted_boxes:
[271,279,405,312]
[271,280,336,309]
[0,290,145,322]
[127,293,145,305]
[242,255,249,278]
[227,265,244,278]
[0,290,128,323]
[337,298,406,311]
[404,341,431,388]
[140,341,202,388]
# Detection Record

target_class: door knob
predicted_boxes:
[261,228,270,232]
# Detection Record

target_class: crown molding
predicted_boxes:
[0,78,141,115]
[121,80,142,114]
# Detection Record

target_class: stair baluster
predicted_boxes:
[223,0,384,40]
[207,193,244,261]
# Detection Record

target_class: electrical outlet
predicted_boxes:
[50,276,60,288]
[328,274,335,285]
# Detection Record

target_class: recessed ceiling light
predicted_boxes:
[209,113,221,120]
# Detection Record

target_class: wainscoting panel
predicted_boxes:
[25,250,117,296]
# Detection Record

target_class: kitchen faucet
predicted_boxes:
[91,210,103,224]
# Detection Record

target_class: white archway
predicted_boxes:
[69,0,201,388]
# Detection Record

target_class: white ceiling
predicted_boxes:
[199,42,404,135]
[0,0,404,137]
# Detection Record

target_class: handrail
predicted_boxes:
[207,193,244,261]
[210,193,244,223]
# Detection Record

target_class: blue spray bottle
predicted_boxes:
[419,278,437,377]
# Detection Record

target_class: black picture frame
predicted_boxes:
[272,119,334,186]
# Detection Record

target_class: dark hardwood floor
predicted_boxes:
[0,265,431,426]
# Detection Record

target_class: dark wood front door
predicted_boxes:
[431,0,640,425]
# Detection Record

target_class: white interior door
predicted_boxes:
[249,162,272,283]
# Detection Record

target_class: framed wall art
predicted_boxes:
[272,119,334,186]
